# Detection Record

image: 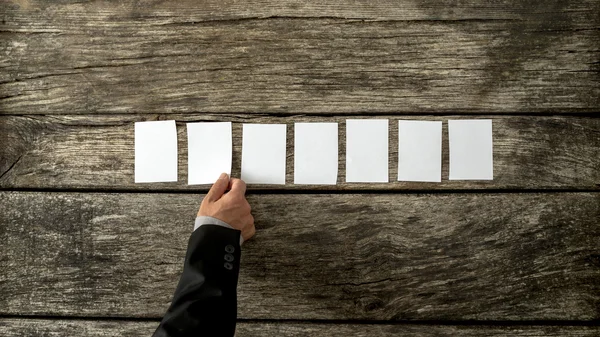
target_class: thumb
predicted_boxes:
[206,173,230,202]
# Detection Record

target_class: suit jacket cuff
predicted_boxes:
[195,216,244,245]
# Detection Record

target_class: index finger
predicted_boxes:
[228,178,247,196]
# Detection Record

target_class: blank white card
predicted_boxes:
[398,120,442,182]
[294,123,338,184]
[241,124,287,184]
[187,122,232,185]
[449,119,493,180]
[346,119,389,183]
[134,120,178,183]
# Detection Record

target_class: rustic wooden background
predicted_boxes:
[1,0,599,336]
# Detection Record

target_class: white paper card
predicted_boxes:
[241,124,287,184]
[449,119,493,180]
[134,120,178,183]
[294,123,338,185]
[187,122,232,185]
[398,120,442,182]
[346,119,389,183]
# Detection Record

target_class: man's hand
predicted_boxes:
[198,173,255,242]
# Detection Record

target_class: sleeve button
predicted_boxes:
[225,245,235,253]
[224,262,233,270]
[224,254,234,262]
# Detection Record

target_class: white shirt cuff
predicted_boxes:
[194,216,244,245]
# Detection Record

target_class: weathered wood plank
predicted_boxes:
[0,115,598,190]
[3,0,599,22]
[1,191,598,320]
[1,0,598,114]
[1,319,599,337]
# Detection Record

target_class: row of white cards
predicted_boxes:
[134,119,493,184]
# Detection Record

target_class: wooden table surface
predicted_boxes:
[1,0,599,336]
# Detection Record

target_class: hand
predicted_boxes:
[198,173,255,242]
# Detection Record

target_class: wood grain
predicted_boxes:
[1,0,598,114]
[1,191,598,320]
[0,115,598,191]
[1,0,599,330]
[3,0,599,22]
[1,318,599,337]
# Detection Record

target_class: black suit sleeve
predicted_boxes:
[153,225,242,337]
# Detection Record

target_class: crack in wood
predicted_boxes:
[154,15,524,26]
[0,153,23,181]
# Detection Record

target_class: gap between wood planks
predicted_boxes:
[0,187,598,195]
[0,314,598,327]
[0,112,598,118]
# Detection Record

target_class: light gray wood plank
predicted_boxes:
[0,115,598,190]
[1,318,599,337]
[1,0,598,114]
[0,191,598,320]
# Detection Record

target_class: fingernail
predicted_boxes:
[219,173,229,180]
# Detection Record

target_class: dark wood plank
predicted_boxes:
[1,0,598,114]
[4,0,599,22]
[1,318,599,337]
[0,115,598,191]
[1,191,598,320]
